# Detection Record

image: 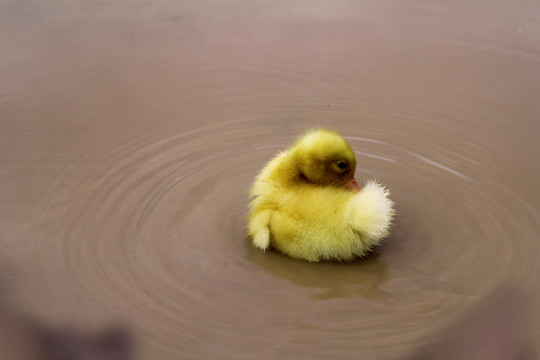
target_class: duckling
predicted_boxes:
[247,129,394,262]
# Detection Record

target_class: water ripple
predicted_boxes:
[16,112,537,359]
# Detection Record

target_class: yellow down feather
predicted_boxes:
[247,129,394,262]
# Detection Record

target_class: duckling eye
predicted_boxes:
[337,161,347,169]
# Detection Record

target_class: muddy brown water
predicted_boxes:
[1,0,539,359]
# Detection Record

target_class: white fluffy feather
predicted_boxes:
[345,180,395,249]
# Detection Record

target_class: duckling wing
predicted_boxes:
[344,180,395,247]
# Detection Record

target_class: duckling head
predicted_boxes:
[291,129,361,192]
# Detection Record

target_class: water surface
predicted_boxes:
[1,0,539,359]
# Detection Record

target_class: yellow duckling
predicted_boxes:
[247,129,394,262]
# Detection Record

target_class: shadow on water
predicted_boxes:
[249,247,389,301]
[0,292,133,360]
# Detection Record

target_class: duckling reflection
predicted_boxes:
[249,247,389,301]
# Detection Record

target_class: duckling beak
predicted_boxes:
[346,177,362,192]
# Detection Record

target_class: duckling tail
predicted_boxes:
[345,180,395,246]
